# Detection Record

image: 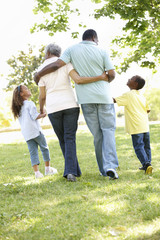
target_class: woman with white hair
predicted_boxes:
[38,43,107,182]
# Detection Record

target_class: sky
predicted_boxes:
[0,0,158,96]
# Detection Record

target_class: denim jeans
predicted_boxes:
[131,132,151,166]
[81,104,119,176]
[48,107,81,177]
[27,132,50,167]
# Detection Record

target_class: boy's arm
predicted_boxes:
[34,59,66,85]
[69,70,109,84]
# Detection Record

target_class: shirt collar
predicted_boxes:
[80,41,97,46]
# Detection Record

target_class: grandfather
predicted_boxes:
[35,29,119,179]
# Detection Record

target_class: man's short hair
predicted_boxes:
[82,29,98,40]
[134,75,145,90]
[45,43,61,57]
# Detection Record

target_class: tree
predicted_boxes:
[93,0,160,73]
[6,45,45,105]
[145,88,160,121]
[32,0,160,73]
[31,0,83,39]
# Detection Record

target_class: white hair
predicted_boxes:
[45,43,61,57]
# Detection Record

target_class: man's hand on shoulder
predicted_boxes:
[100,72,109,81]
[108,70,116,83]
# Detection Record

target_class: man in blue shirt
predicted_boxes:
[34,29,119,179]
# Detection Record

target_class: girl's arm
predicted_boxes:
[69,70,109,84]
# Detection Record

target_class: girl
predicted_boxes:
[11,85,57,178]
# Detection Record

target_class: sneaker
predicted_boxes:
[45,167,58,176]
[67,174,76,182]
[106,169,119,180]
[35,171,44,179]
[139,166,145,170]
[145,165,153,174]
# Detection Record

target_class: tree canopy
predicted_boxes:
[6,45,45,105]
[31,0,160,72]
[31,0,82,38]
[93,0,160,72]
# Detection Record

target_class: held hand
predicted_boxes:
[34,72,40,85]
[41,113,46,118]
[40,108,46,115]
[100,72,109,82]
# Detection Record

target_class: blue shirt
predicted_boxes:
[18,100,42,141]
[60,41,114,104]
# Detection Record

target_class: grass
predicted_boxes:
[0,124,160,240]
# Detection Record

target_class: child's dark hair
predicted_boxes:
[11,85,23,119]
[134,75,145,90]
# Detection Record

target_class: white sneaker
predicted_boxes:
[106,169,119,180]
[35,171,44,179]
[45,167,58,176]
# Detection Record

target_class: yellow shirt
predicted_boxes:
[115,90,150,135]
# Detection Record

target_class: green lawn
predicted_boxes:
[0,124,160,240]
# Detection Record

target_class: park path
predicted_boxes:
[0,125,89,144]
[0,119,159,144]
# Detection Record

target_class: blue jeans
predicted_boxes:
[48,107,81,177]
[81,104,119,176]
[131,132,151,166]
[27,132,50,166]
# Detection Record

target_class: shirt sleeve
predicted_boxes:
[59,47,71,64]
[66,63,74,74]
[38,77,46,87]
[115,93,128,106]
[103,50,114,71]
[29,101,39,120]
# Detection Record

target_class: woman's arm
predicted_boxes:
[36,113,46,120]
[69,70,109,84]
[39,86,46,114]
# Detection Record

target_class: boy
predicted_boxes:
[114,75,152,174]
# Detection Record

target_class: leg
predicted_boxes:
[27,139,43,178]
[63,107,81,177]
[131,133,150,166]
[48,112,65,157]
[34,133,57,176]
[33,165,39,172]
[144,132,151,163]
[34,133,50,163]
[27,139,40,167]
[98,104,119,173]
[81,104,105,175]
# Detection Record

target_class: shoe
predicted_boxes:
[35,171,44,179]
[106,169,119,180]
[145,164,153,174]
[67,174,76,182]
[139,166,145,170]
[45,167,58,176]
